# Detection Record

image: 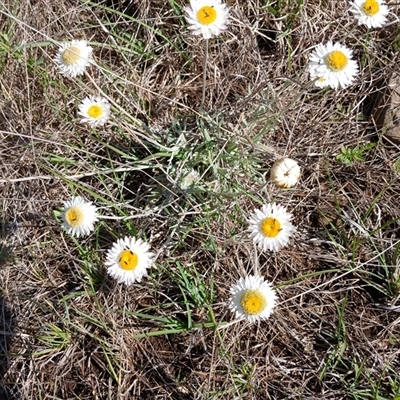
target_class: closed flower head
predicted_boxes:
[270,158,301,188]
[179,169,200,190]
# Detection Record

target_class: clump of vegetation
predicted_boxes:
[335,142,376,166]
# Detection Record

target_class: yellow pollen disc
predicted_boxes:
[261,217,281,238]
[197,5,217,25]
[65,206,85,227]
[119,249,139,271]
[325,50,348,72]
[61,46,81,65]
[362,0,379,16]
[240,289,267,315]
[87,104,103,119]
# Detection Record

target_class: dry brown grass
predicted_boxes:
[1,0,400,399]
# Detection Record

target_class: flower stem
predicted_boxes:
[200,38,209,112]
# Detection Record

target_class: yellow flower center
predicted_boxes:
[87,104,103,119]
[362,0,380,16]
[261,217,281,238]
[119,249,139,271]
[64,206,85,227]
[325,50,348,72]
[61,46,81,66]
[240,289,267,315]
[197,5,217,25]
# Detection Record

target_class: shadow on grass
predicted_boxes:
[0,243,21,400]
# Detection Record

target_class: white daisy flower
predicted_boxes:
[350,0,389,28]
[61,196,99,237]
[248,203,296,252]
[270,158,301,188]
[229,275,277,322]
[308,41,359,89]
[78,96,111,128]
[105,236,154,286]
[54,40,93,78]
[184,0,230,39]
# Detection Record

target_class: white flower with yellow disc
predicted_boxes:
[61,196,99,237]
[229,275,277,322]
[54,40,93,78]
[105,236,154,285]
[248,203,296,252]
[78,96,111,128]
[350,0,389,28]
[308,41,359,89]
[184,0,230,39]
